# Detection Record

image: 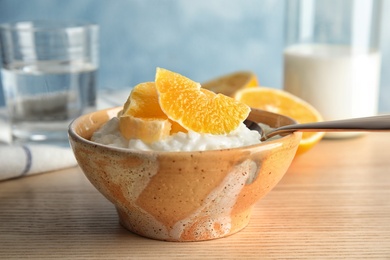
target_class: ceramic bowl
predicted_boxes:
[68,107,301,241]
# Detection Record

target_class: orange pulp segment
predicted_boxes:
[119,82,186,143]
[234,87,324,155]
[155,67,251,135]
[119,115,171,143]
[121,82,166,119]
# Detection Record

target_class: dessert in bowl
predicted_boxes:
[68,68,302,241]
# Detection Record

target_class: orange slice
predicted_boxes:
[202,71,259,97]
[155,67,251,134]
[234,87,324,155]
[119,82,185,143]
[121,82,166,119]
[119,115,171,143]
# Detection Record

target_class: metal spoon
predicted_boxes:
[244,114,390,141]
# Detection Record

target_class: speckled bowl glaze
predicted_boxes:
[68,107,301,242]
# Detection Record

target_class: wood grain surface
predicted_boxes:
[1,133,389,259]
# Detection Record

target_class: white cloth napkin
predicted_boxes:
[0,88,130,181]
[0,144,78,181]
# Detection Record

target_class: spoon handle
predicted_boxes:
[265,114,390,139]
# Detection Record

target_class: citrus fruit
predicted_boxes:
[119,82,186,143]
[119,115,171,143]
[121,82,166,119]
[202,71,259,97]
[155,67,251,135]
[234,87,324,155]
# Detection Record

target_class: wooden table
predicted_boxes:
[1,133,389,259]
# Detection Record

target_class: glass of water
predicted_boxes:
[0,20,99,144]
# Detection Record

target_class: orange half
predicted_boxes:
[202,71,259,97]
[234,87,324,155]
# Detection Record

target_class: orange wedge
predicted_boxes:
[202,71,259,97]
[119,82,186,143]
[234,87,324,155]
[121,82,166,119]
[119,115,172,143]
[155,67,251,134]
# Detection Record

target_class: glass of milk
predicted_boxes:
[0,21,99,144]
[283,0,382,138]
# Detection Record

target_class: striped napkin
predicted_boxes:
[0,88,130,181]
[0,144,77,181]
[0,108,79,181]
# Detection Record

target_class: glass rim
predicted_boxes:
[0,20,98,32]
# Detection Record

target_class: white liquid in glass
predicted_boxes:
[283,44,381,138]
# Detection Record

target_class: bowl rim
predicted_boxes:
[68,107,301,155]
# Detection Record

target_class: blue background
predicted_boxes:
[0,0,389,111]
